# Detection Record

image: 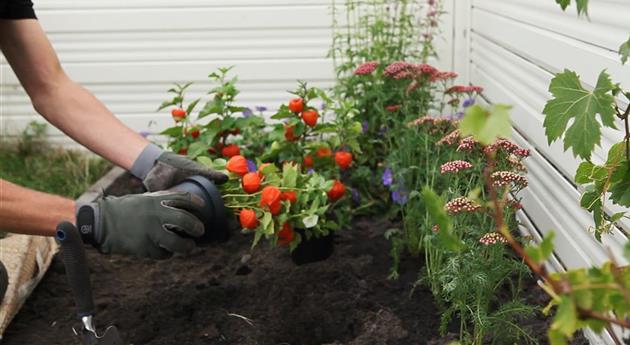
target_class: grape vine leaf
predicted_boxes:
[555,0,589,15]
[609,162,630,206]
[543,70,617,160]
[620,36,630,65]
[555,0,570,10]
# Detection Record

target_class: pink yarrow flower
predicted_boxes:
[440,160,473,174]
[491,171,528,188]
[446,85,484,94]
[457,136,477,152]
[385,105,402,112]
[437,129,461,146]
[445,197,482,215]
[430,71,458,82]
[479,232,508,245]
[407,115,435,127]
[354,61,379,75]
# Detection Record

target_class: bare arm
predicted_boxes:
[0,179,74,236]
[0,19,149,170]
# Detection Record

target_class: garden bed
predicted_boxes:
[2,172,589,345]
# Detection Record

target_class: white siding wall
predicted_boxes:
[445,0,630,343]
[0,0,335,146]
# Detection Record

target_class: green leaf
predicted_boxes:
[609,162,630,206]
[574,162,595,184]
[157,96,182,111]
[421,187,463,252]
[620,36,630,65]
[196,156,214,168]
[160,126,182,137]
[548,329,568,345]
[187,141,208,159]
[550,296,578,338]
[543,70,616,160]
[575,0,589,15]
[460,104,512,145]
[261,212,274,235]
[525,232,556,264]
[282,163,298,188]
[624,242,630,261]
[555,0,570,10]
[186,98,201,115]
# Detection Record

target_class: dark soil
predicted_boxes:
[2,173,589,345]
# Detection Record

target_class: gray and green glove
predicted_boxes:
[76,191,205,259]
[130,143,227,192]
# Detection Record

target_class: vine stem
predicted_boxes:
[481,148,630,330]
[615,103,630,164]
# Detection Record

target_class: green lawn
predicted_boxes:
[0,139,110,199]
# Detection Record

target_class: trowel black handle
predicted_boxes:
[56,221,95,318]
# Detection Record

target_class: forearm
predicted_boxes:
[0,179,75,236]
[0,19,149,170]
[32,76,149,170]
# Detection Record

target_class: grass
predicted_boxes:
[0,123,110,199]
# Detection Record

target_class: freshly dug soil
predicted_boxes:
[4,217,441,345]
[2,173,589,345]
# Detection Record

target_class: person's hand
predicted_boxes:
[130,144,227,192]
[76,191,206,259]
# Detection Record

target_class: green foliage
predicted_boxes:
[460,104,513,145]
[422,187,463,252]
[525,232,556,264]
[543,70,617,160]
[554,0,589,16]
[620,36,630,65]
[0,124,109,198]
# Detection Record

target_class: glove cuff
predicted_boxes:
[75,202,102,249]
[130,143,163,180]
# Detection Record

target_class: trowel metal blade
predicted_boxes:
[97,326,123,345]
[77,326,123,345]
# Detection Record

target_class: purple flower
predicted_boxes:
[391,189,409,206]
[379,126,389,135]
[138,131,150,138]
[242,107,253,117]
[321,102,328,111]
[450,112,464,120]
[362,121,369,134]
[247,159,257,172]
[255,106,267,112]
[351,188,361,205]
[462,98,475,108]
[307,168,315,175]
[382,168,393,186]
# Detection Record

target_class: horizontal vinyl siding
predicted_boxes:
[0,0,335,146]
[464,1,630,342]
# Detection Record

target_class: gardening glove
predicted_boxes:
[76,191,206,259]
[130,143,227,192]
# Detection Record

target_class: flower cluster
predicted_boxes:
[506,199,524,210]
[507,155,528,172]
[445,197,482,215]
[491,171,528,188]
[457,136,477,152]
[354,61,379,75]
[484,138,530,157]
[437,129,461,146]
[430,71,458,82]
[407,115,436,127]
[446,85,484,94]
[440,160,473,174]
[479,232,508,245]
[382,61,439,80]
